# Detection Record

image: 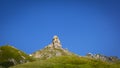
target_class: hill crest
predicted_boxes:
[31,35,76,59]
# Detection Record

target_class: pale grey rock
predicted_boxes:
[8,58,17,65]
[47,35,62,49]
[86,53,120,62]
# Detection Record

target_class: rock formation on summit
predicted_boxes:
[47,35,62,48]
[32,35,75,59]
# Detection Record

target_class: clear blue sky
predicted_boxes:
[0,0,120,57]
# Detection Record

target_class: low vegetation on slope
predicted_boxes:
[0,45,34,68]
[32,46,75,60]
[11,56,120,68]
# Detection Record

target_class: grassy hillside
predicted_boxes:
[0,45,34,68]
[11,56,120,68]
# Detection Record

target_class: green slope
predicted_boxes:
[0,45,34,68]
[10,56,120,68]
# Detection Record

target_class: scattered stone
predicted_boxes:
[86,53,120,62]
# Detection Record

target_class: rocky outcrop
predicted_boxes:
[47,35,62,49]
[32,35,75,59]
[86,53,119,62]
